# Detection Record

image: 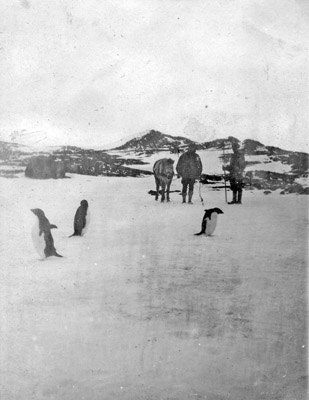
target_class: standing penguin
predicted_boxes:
[31,208,63,258]
[194,208,224,236]
[69,200,89,237]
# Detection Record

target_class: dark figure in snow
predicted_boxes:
[223,142,246,204]
[176,143,203,204]
[69,200,89,237]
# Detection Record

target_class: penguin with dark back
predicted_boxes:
[31,208,63,258]
[195,208,224,236]
[69,199,89,237]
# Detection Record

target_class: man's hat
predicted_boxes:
[232,141,240,150]
[188,143,197,151]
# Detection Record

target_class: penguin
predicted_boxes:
[31,208,63,258]
[194,208,224,236]
[69,200,89,237]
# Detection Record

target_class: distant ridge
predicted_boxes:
[0,130,308,185]
[111,131,307,158]
[1,130,307,157]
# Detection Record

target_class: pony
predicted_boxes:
[153,158,175,202]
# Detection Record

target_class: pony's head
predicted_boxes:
[164,159,175,179]
[153,158,175,182]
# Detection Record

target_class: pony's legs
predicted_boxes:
[166,182,171,202]
[161,183,166,202]
[155,178,160,201]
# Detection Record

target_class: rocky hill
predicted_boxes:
[0,140,152,178]
[112,131,308,176]
[0,131,308,194]
[113,129,198,152]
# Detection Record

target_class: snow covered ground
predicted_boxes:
[296,177,309,188]
[0,174,308,400]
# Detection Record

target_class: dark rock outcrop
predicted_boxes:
[25,156,65,179]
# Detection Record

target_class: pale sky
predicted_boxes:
[0,0,308,151]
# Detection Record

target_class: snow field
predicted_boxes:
[0,174,307,399]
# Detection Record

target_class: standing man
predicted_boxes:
[176,143,203,204]
[223,142,246,204]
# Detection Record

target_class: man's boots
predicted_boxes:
[228,191,237,204]
[237,191,242,204]
[182,193,186,203]
[188,190,193,204]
